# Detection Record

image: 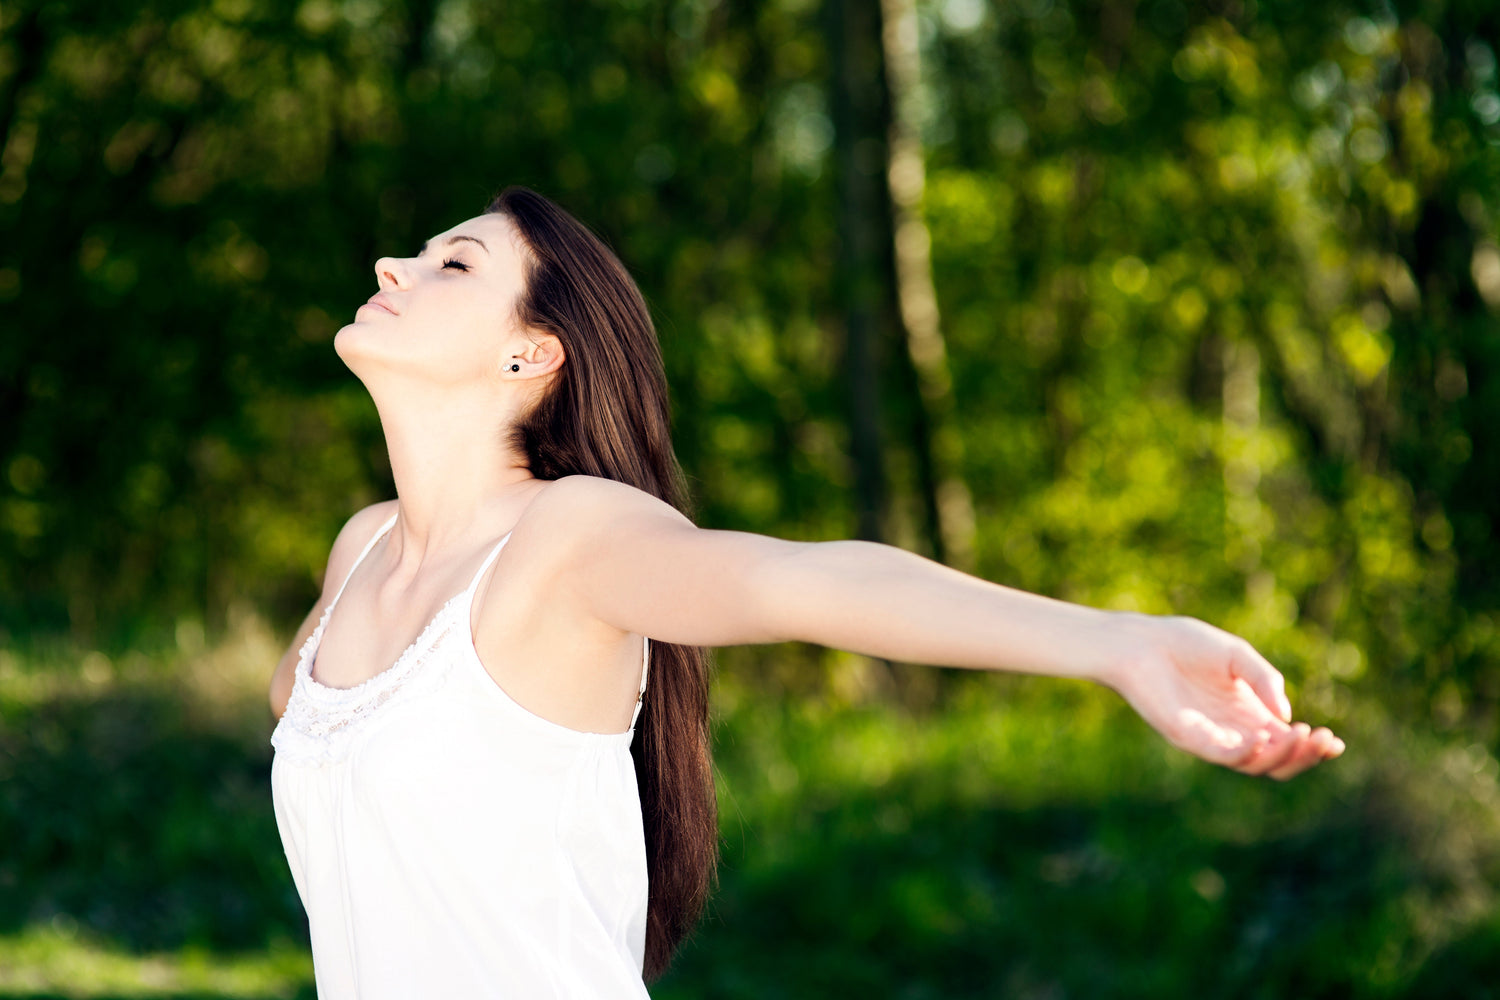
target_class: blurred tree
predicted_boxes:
[0,0,1493,748]
[882,0,975,571]
[3,1,1500,994]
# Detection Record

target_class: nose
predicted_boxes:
[374,256,408,289]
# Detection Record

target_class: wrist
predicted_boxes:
[1081,609,1156,693]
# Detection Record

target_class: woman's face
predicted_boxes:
[334,212,537,387]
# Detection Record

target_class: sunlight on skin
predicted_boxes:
[1101,616,1347,782]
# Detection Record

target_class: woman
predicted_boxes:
[267,186,1344,997]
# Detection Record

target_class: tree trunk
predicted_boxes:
[826,0,890,545]
[879,0,975,570]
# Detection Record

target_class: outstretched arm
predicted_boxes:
[536,476,1345,780]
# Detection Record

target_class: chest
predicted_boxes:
[310,544,646,737]
[309,568,479,691]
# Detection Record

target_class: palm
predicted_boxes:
[1107,616,1344,780]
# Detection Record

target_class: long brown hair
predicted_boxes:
[485,186,717,981]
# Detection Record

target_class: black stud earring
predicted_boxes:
[510,364,520,372]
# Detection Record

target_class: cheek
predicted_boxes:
[414,299,504,377]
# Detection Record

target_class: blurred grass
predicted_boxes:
[656,655,1500,1000]
[1,631,1498,998]
[0,923,311,999]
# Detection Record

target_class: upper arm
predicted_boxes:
[269,499,398,718]
[527,475,808,647]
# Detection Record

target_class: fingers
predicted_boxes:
[1177,709,1269,768]
[1265,727,1345,780]
[1230,725,1344,780]
[1235,722,1308,777]
[1229,639,1292,724]
[1180,711,1346,779]
[1218,634,1346,779]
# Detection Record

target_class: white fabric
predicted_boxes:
[271,513,652,998]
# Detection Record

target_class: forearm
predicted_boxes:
[760,539,1127,683]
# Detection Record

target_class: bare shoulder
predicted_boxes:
[320,499,400,599]
[501,475,697,604]
[518,474,693,543]
[501,473,804,646]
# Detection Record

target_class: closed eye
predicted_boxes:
[442,258,470,272]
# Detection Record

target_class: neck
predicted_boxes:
[370,386,539,564]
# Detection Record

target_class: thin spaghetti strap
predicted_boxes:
[328,512,398,610]
[463,530,514,597]
[463,485,552,598]
[629,637,650,730]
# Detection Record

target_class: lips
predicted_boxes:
[364,293,399,315]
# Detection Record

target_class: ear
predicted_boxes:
[508,328,566,378]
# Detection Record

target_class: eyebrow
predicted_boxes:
[417,235,490,256]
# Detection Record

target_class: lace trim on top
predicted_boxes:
[271,590,474,765]
[272,512,477,766]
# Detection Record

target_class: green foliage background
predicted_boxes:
[1,0,1497,996]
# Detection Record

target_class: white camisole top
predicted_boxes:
[270,513,652,998]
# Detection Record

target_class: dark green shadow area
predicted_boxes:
[648,681,1500,1000]
[660,787,1392,999]
[0,685,303,951]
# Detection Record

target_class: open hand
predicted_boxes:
[1098,614,1345,779]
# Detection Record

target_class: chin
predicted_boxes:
[333,320,396,374]
[332,322,360,361]
[335,313,394,349]
[333,323,458,388]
